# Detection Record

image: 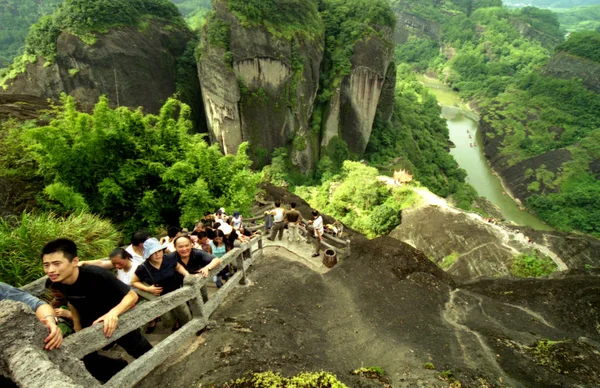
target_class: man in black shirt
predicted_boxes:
[42,238,152,382]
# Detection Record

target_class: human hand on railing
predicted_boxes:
[198,267,210,278]
[93,310,119,338]
[41,316,63,350]
[146,285,163,296]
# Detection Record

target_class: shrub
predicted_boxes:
[510,250,557,278]
[0,211,120,286]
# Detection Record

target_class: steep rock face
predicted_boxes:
[1,21,193,114]
[394,11,441,44]
[389,190,600,283]
[544,51,600,94]
[198,1,324,170]
[390,204,540,282]
[480,116,572,202]
[323,28,395,155]
[510,18,563,48]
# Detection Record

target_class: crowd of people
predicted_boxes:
[0,204,340,383]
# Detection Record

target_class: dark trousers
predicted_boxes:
[270,221,285,240]
[83,328,152,383]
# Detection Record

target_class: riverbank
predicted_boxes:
[416,74,551,230]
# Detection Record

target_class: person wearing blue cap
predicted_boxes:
[130,238,195,331]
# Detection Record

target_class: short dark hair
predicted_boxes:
[275,201,281,207]
[198,232,207,239]
[109,247,131,260]
[167,227,180,239]
[290,202,297,209]
[131,231,151,246]
[41,239,77,262]
[191,230,199,236]
[312,210,319,217]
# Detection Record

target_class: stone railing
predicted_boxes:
[3,235,263,388]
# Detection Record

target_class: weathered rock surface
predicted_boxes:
[198,1,324,170]
[136,231,600,388]
[323,28,395,156]
[544,51,600,94]
[393,11,441,44]
[1,21,193,114]
[0,301,97,388]
[389,188,600,283]
[480,115,573,203]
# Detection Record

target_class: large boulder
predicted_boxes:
[198,1,324,170]
[1,21,193,114]
[322,28,395,156]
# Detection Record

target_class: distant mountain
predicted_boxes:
[554,4,600,31]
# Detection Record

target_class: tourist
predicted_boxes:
[231,211,243,230]
[0,281,63,350]
[190,232,202,249]
[164,227,181,253]
[310,210,324,258]
[285,202,301,242]
[41,238,152,382]
[266,201,286,241]
[209,229,229,287]
[166,235,221,302]
[130,238,194,331]
[126,230,151,265]
[81,248,139,287]
[198,231,212,254]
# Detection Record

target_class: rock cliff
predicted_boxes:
[1,21,193,114]
[544,51,600,94]
[388,188,600,282]
[198,1,323,170]
[322,28,395,156]
[393,11,441,44]
[479,114,572,203]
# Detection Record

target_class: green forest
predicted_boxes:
[554,4,600,32]
[391,0,600,236]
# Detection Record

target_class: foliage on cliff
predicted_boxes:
[4,0,187,68]
[0,0,61,68]
[317,0,395,100]
[295,161,420,238]
[227,0,323,40]
[555,30,600,63]
[0,95,260,236]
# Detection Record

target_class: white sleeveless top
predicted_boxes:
[273,208,285,222]
[117,262,139,287]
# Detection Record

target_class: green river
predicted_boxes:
[417,74,551,230]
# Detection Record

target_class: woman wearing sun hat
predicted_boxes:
[131,238,196,331]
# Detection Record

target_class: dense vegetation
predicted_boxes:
[554,4,600,32]
[170,0,211,29]
[392,0,600,236]
[0,0,61,68]
[0,96,260,238]
[227,0,323,40]
[554,30,600,62]
[0,0,188,87]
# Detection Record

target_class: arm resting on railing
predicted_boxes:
[92,290,138,338]
[131,274,163,296]
[198,258,221,278]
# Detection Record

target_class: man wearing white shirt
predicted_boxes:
[310,210,324,257]
[125,231,150,265]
